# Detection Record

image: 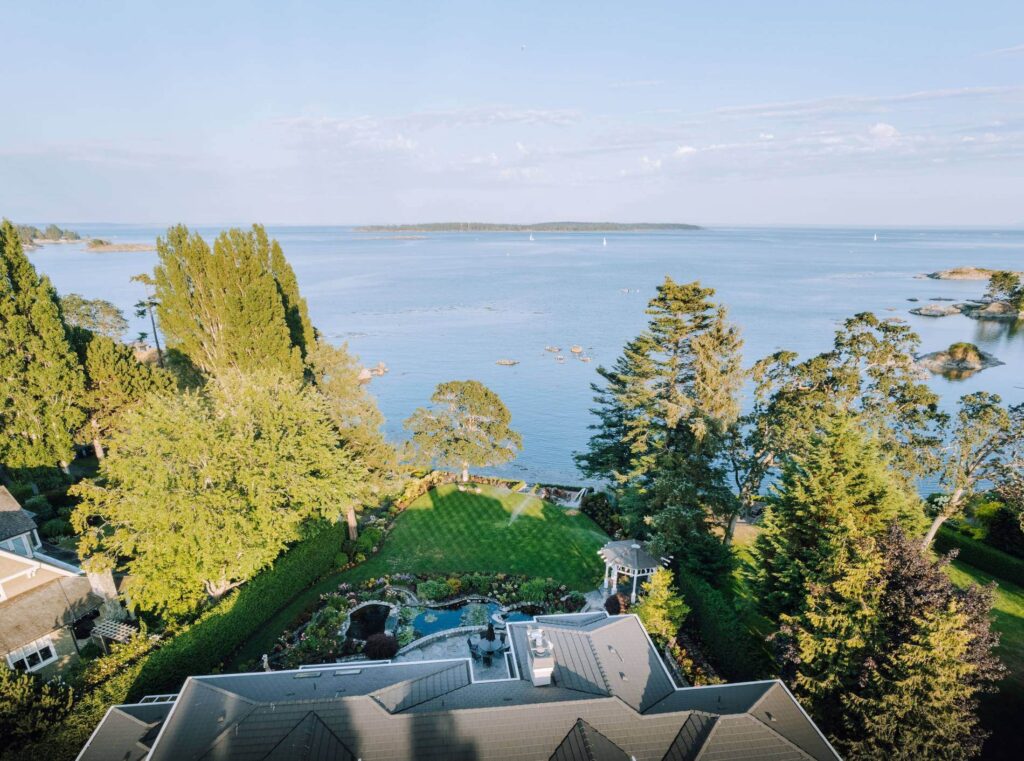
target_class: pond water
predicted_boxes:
[411,601,534,638]
[346,603,396,640]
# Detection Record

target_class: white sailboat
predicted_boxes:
[602,237,607,247]
[529,233,534,241]
[873,233,878,242]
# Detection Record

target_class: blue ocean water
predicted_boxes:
[27,225,1024,485]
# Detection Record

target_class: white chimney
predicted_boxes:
[526,626,554,686]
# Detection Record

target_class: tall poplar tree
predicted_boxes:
[152,224,308,378]
[0,220,86,476]
[752,415,922,620]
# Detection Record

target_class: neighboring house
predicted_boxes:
[79,612,841,760]
[0,485,118,679]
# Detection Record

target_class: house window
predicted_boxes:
[5,636,57,672]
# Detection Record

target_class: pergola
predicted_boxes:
[91,618,139,654]
[598,539,665,603]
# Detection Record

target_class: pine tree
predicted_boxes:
[0,220,86,475]
[752,415,922,619]
[781,526,1002,760]
[0,666,74,754]
[575,278,745,571]
[152,224,304,378]
[634,567,689,643]
[404,380,521,481]
[77,332,175,459]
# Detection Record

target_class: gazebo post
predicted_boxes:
[611,565,618,595]
[631,573,639,603]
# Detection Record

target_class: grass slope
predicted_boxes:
[228,484,608,668]
[946,560,1024,761]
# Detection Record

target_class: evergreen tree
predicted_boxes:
[59,294,129,339]
[0,220,86,475]
[404,380,521,481]
[752,415,922,619]
[0,666,74,754]
[76,332,175,459]
[152,224,305,378]
[307,339,397,538]
[72,371,364,617]
[575,278,745,566]
[780,526,1002,760]
[633,567,689,643]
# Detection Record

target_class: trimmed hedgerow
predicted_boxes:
[935,524,1024,587]
[676,572,771,682]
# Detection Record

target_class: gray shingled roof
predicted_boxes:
[598,540,661,572]
[81,614,841,761]
[0,485,36,542]
[0,575,101,651]
[78,702,173,761]
[550,718,630,761]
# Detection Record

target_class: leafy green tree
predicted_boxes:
[736,314,944,522]
[634,567,689,643]
[985,270,1023,308]
[404,380,521,481]
[923,393,1024,546]
[0,666,74,754]
[72,371,364,616]
[752,415,922,619]
[0,220,86,476]
[59,294,129,339]
[780,526,1002,760]
[152,224,309,378]
[307,339,397,538]
[76,332,174,459]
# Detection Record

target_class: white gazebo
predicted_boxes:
[598,539,665,603]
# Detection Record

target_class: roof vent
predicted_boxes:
[526,625,555,687]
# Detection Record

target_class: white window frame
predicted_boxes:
[5,635,58,672]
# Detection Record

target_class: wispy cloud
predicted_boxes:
[982,43,1024,57]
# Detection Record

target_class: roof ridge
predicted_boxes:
[371,660,471,713]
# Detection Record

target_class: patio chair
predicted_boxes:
[467,637,481,660]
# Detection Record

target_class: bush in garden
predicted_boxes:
[581,491,617,535]
[40,518,73,539]
[364,633,399,660]
[354,527,383,553]
[416,579,451,601]
[604,593,629,615]
[23,495,54,520]
[334,552,349,569]
[445,577,462,596]
[518,577,549,602]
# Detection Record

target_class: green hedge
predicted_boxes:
[935,525,1024,587]
[677,573,771,681]
[4,521,347,761]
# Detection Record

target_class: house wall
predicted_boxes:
[2,626,81,681]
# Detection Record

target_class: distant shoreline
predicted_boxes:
[354,222,701,233]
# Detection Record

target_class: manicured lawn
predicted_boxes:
[227,483,608,669]
[946,559,1024,761]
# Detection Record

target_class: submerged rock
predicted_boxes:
[910,303,964,317]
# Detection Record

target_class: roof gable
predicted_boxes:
[0,486,36,542]
[551,718,631,761]
[260,711,355,761]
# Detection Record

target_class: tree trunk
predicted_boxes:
[346,504,358,541]
[59,460,71,480]
[461,464,469,482]
[92,419,105,460]
[723,512,739,546]
[923,514,948,548]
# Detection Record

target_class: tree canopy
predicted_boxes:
[152,224,313,379]
[72,371,365,616]
[60,294,129,339]
[404,380,521,481]
[0,220,86,472]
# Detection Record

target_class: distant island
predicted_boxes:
[925,267,1023,280]
[87,239,156,253]
[17,223,81,247]
[355,221,701,233]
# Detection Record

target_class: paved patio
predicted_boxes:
[394,633,510,680]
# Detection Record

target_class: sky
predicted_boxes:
[2,1,1023,226]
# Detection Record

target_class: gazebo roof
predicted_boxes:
[598,540,661,573]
